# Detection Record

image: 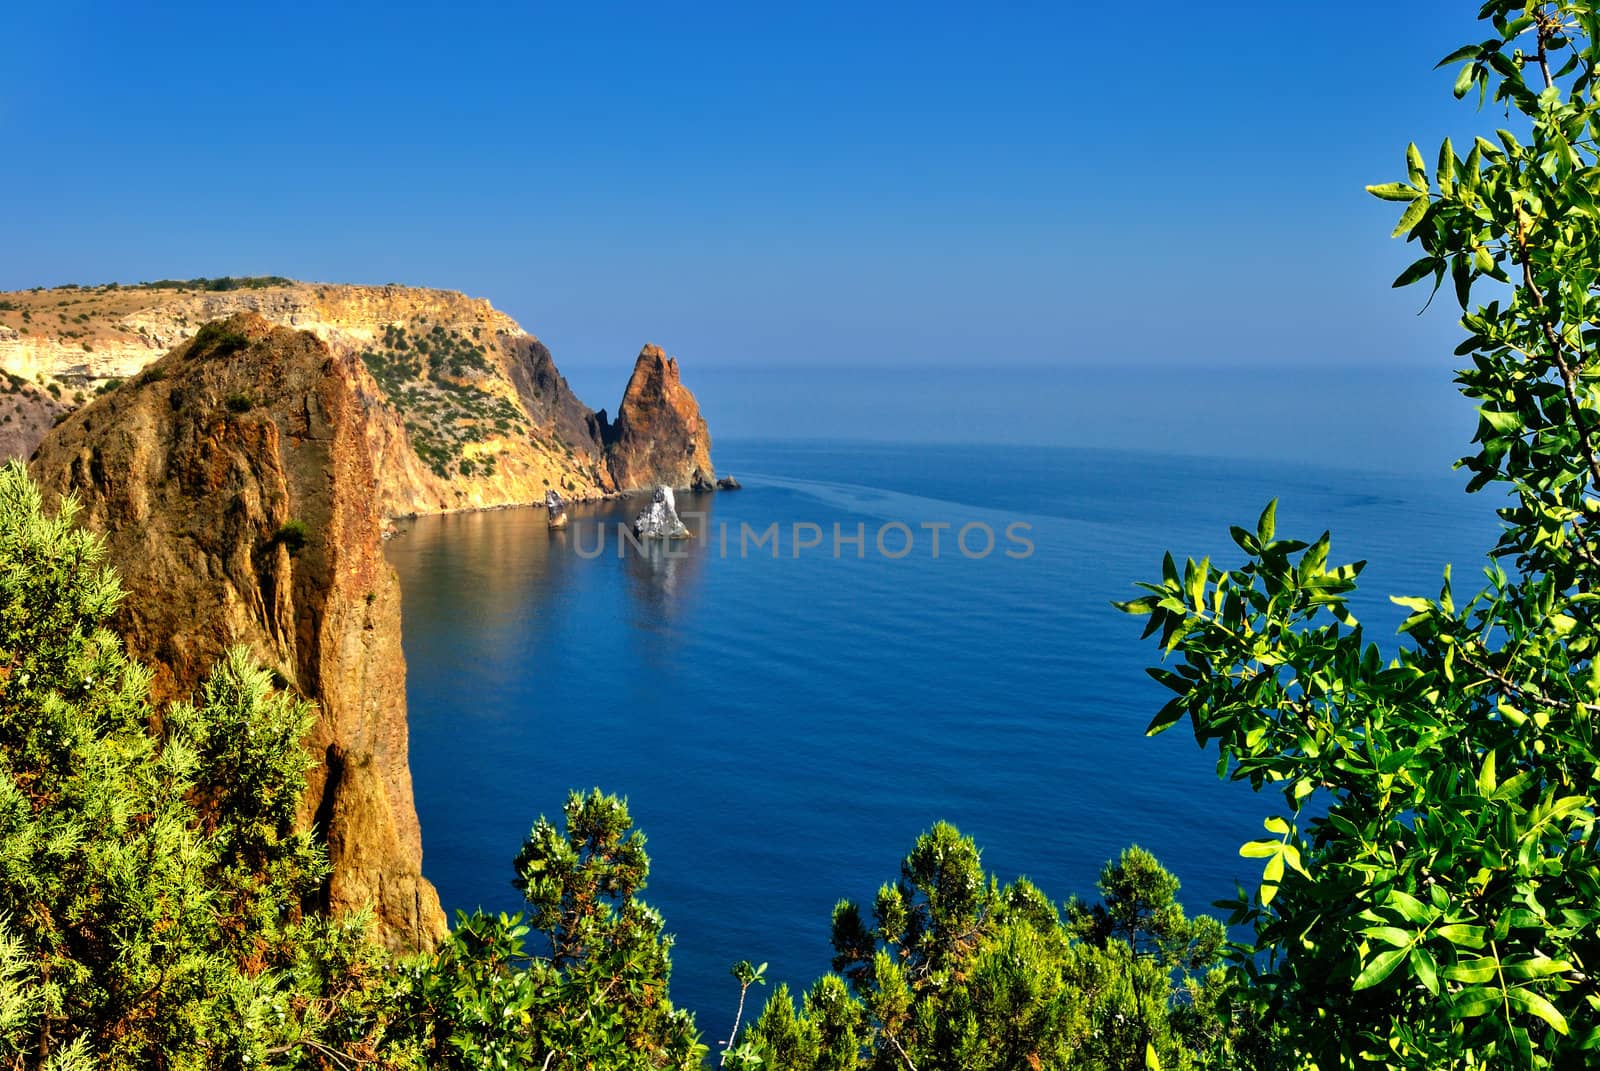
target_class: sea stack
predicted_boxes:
[633,485,692,539]
[602,344,714,491]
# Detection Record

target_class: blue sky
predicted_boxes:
[3,1,1487,378]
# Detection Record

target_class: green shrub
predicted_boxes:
[739,826,1254,1071]
[0,462,332,1069]
[270,519,310,555]
[0,474,713,1068]
[189,321,251,358]
[1119,7,1600,1067]
[225,393,253,413]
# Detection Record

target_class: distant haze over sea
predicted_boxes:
[562,363,1477,476]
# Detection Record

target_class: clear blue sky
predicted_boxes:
[3,1,1484,376]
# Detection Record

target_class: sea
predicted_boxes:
[387,409,1504,1037]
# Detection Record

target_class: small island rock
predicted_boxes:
[633,485,691,539]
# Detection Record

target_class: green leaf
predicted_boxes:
[1505,988,1569,1035]
[1442,955,1496,982]
[1385,889,1434,925]
[1500,957,1572,981]
[1448,987,1502,1019]
[1367,182,1421,202]
[1452,251,1472,307]
[1144,699,1185,737]
[1480,408,1523,436]
[1436,44,1481,67]
[1436,924,1487,948]
[1263,851,1284,884]
[1393,256,1441,288]
[1411,946,1440,995]
[1257,500,1277,544]
[1362,925,1413,948]
[1353,947,1408,990]
[1406,142,1426,186]
[1454,61,1476,99]
[1392,196,1428,238]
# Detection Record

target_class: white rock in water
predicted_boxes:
[633,485,690,539]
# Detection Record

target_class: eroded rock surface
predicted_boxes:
[0,375,64,461]
[602,345,714,492]
[30,314,446,949]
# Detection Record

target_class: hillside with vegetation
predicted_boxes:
[0,279,717,514]
[4,1,1600,1068]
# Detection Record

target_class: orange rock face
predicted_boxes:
[30,314,445,949]
[601,344,715,491]
[0,281,728,511]
[20,302,728,951]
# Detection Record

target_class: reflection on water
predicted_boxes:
[392,490,717,654]
[617,502,712,629]
[385,442,1499,1030]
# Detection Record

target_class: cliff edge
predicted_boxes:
[0,279,717,507]
[30,314,446,948]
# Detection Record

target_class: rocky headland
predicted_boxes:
[14,278,729,950]
[0,278,716,511]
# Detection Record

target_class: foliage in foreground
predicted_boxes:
[733,831,1260,1071]
[1120,3,1600,1067]
[0,455,1255,1068]
[0,460,702,1070]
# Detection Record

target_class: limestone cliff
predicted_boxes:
[601,345,715,491]
[30,314,446,949]
[0,279,717,506]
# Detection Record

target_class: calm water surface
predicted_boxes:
[386,441,1499,1032]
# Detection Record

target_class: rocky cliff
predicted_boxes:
[0,279,716,508]
[30,314,446,949]
[13,279,726,951]
[0,373,64,461]
[601,344,715,491]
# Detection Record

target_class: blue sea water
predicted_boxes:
[386,440,1501,1038]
